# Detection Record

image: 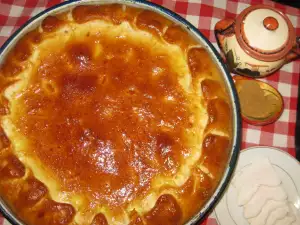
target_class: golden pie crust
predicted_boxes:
[0,4,232,225]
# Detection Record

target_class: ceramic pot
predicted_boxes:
[215,4,300,78]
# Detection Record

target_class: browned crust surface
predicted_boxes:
[0,4,232,225]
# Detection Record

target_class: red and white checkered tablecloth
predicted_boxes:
[0,0,299,225]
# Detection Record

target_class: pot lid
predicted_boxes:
[235,5,295,62]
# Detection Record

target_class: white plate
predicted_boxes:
[214,146,300,225]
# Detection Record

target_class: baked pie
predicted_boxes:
[0,4,232,225]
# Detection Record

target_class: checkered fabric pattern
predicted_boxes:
[0,0,299,225]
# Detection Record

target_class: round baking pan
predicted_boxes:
[0,1,241,224]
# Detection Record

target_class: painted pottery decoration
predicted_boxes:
[215,5,300,77]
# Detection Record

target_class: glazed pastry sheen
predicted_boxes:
[0,4,232,225]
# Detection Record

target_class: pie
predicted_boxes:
[0,4,232,225]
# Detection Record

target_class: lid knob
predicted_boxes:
[263,16,279,31]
